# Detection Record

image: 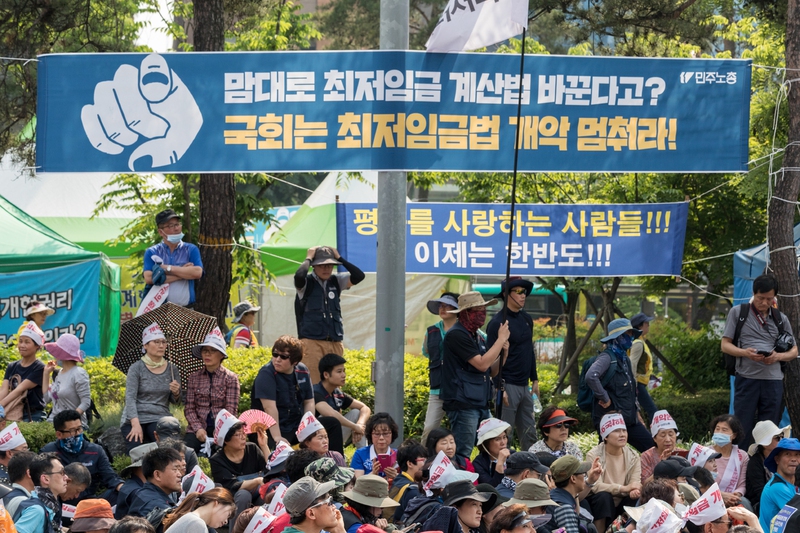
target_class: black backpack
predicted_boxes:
[725,303,786,376]
[146,506,173,533]
[577,351,618,412]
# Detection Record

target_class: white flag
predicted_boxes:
[425,0,527,52]
[682,483,726,525]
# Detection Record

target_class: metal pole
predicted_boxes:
[495,28,527,419]
[375,0,408,443]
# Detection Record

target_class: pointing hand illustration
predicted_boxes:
[81,54,203,170]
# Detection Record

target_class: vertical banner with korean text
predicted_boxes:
[37,51,750,173]
[0,260,101,354]
[336,202,689,276]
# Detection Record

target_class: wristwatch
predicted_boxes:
[167,265,172,273]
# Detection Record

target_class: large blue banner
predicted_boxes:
[336,202,689,276]
[37,51,751,173]
[0,260,101,355]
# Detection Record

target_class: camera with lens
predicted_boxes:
[775,332,795,353]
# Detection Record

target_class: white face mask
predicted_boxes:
[674,503,688,515]
[166,233,184,244]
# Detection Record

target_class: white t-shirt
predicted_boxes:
[164,511,208,533]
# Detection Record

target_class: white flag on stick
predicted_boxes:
[425,0,528,52]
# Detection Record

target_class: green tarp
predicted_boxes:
[0,195,121,355]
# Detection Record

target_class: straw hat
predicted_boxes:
[447,292,497,314]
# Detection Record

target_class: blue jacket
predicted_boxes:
[41,440,122,504]
[115,477,145,519]
[760,472,799,531]
[128,482,176,519]
[14,492,59,533]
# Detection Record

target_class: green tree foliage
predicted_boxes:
[0,0,143,166]
[315,0,445,49]
[92,172,293,287]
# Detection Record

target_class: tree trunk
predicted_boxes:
[193,0,236,328]
[194,175,236,328]
[564,290,580,392]
[777,0,800,432]
[691,277,722,328]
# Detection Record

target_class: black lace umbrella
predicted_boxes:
[113,303,218,389]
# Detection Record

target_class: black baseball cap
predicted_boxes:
[505,451,550,475]
[654,458,697,480]
[155,209,181,226]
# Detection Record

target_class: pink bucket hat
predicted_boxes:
[45,334,85,363]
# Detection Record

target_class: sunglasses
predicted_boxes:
[309,497,334,510]
[273,351,291,360]
[547,422,573,429]
[510,288,527,295]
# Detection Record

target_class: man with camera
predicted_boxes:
[721,274,797,450]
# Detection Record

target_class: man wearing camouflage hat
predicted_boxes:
[283,476,347,533]
[305,457,355,506]
[294,246,365,382]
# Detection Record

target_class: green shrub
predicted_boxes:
[537,363,559,406]
[648,319,726,391]
[226,347,272,413]
[198,456,212,476]
[651,388,730,443]
[337,350,431,440]
[0,344,18,372]
[83,357,128,405]
[113,454,132,474]
[19,421,57,452]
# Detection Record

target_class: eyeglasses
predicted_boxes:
[58,426,83,437]
[44,469,66,477]
[273,351,291,360]
[510,288,527,295]
[159,222,182,230]
[309,497,334,510]
[538,473,552,482]
[372,431,392,438]
[150,339,169,346]
[712,519,731,526]
[548,423,573,429]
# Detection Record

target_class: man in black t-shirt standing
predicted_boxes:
[313,353,371,454]
[251,335,314,445]
[441,292,509,460]
[486,277,538,450]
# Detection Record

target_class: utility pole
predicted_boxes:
[374,0,409,443]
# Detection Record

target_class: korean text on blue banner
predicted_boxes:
[336,202,689,276]
[37,51,750,173]
[0,260,101,355]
